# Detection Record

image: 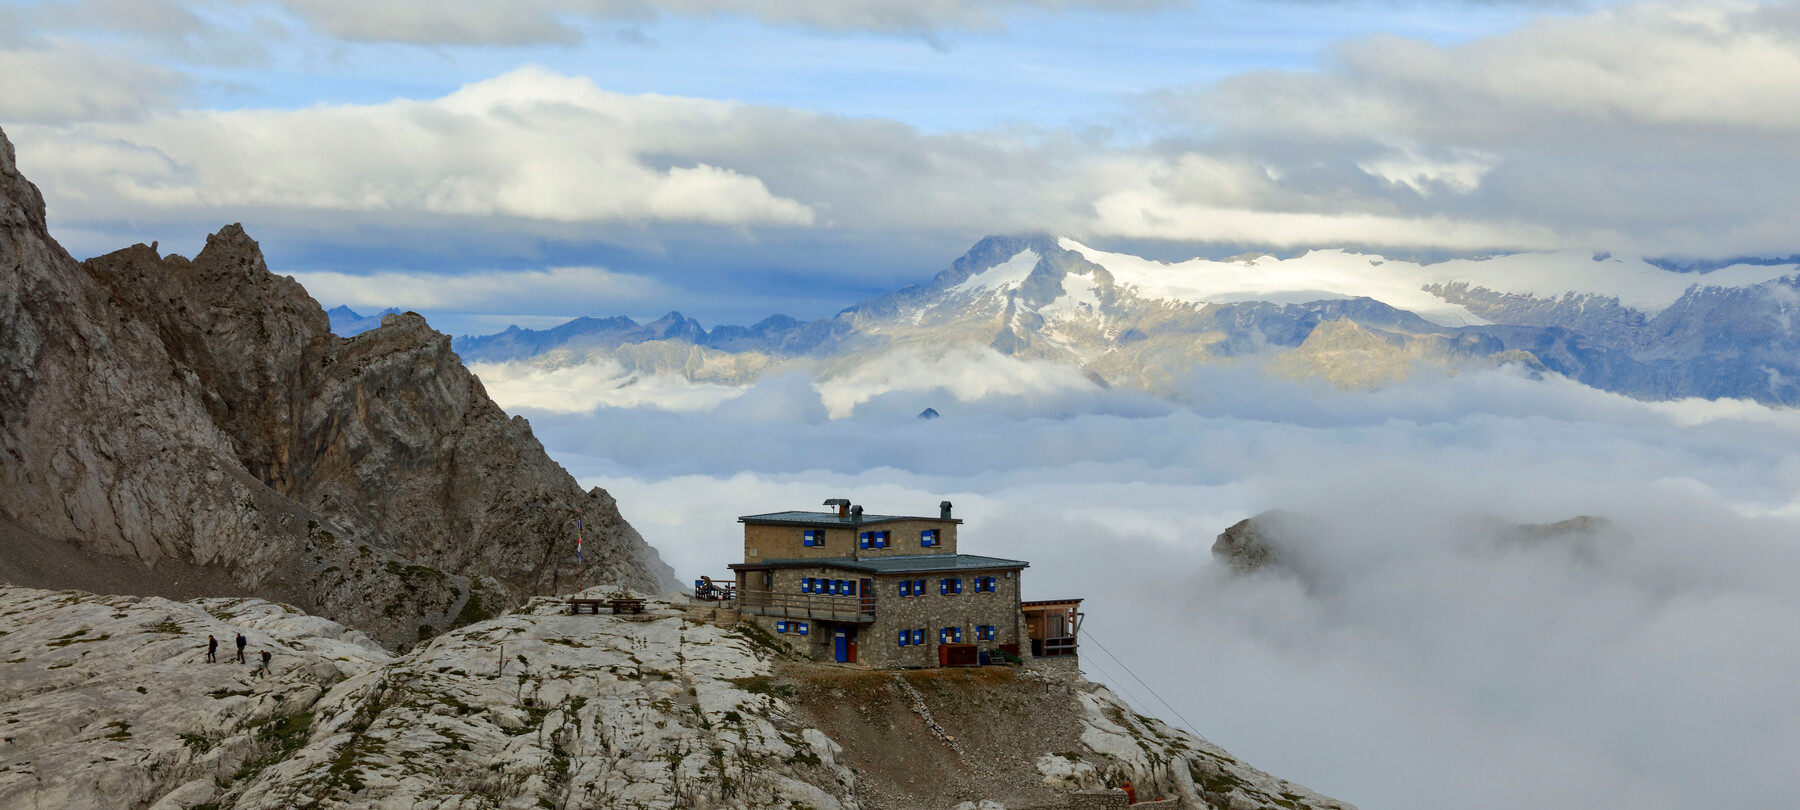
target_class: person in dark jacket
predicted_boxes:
[235,633,247,664]
[207,635,218,663]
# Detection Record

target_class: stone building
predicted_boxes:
[728,498,1080,668]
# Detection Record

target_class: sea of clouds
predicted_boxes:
[488,356,1800,810]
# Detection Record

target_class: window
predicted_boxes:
[975,576,996,593]
[977,625,996,641]
[921,529,939,547]
[776,621,789,633]
[803,529,822,547]
[939,627,963,644]
[875,530,890,548]
[912,628,926,646]
[898,630,910,647]
[899,580,912,597]
[940,577,962,595]
[801,577,812,594]
[796,622,809,635]
[914,579,926,596]
[859,531,872,549]
[840,580,855,596]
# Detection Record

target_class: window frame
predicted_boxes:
[921,529,939,547]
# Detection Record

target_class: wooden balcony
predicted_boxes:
[736,590,876,623]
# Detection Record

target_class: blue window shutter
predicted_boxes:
[777,621,787,633]
[940,579,947,595]
[913,629,924,645]
[799,623,808,635]
[898,630,907,647]
[916,579,925,595]
[899,580,909,597]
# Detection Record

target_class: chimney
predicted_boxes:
[824,498,850,519]
[940,501,954,520]
[850,505,863,522]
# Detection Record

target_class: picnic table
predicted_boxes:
[568,597,646,615]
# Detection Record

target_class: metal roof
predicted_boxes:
[738,510,962,527]
[730,553,1028,575]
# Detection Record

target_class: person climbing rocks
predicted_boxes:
[206,634,218,663]
[1121,781,1137,805]
[256,649,272,678]
[235,632,247,664]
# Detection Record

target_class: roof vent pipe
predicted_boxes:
[851,505,863,522]
[824,497,851,519]
[940,501,953,520]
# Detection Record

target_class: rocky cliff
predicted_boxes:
[0,125,674,648]
[0,585,1357,810]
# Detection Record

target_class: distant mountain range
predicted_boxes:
[445,234,1800,406]
[327,304,401,336]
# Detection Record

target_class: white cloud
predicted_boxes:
[512,364,1800,810]
[469,358,750,412]
[271,0,1174,45]
[1147,0,1800,255]
[11,67,816,228]
[290,263,662,313]
[0,40,185,124]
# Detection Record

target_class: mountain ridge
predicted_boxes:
[451,233,1800,406]
[0,124,675,649]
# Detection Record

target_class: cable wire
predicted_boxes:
[1082,626,1212,744]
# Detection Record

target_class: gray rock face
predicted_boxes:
[0,125,674,648]
[1211,513,1291,575]
[0,585,1357,810]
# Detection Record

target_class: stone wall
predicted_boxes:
[741,518,958,563]
[862,568,1022,668]
[1065,789,1128,810]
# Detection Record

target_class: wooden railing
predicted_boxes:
[736,590,876,623]
[1032,636,1078,657]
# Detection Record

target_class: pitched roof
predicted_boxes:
[738,510,961,527]
[730,553,1028,575]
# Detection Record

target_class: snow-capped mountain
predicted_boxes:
[453,234,1800,408]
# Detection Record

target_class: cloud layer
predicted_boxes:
[504,363,1800,810]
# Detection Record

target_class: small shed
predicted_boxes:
[1022,598,1082,658]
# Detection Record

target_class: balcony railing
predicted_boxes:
[736,590,876,623]
[1031,636,1078,657]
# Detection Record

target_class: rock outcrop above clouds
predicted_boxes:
[0,125,674,648]
[0,585,1357,810]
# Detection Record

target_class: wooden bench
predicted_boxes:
[568,598,606,614]
[567,597,648,615]
[609,598,646,615]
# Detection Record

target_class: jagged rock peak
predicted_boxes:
[0,124,675,648]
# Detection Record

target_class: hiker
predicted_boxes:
[1121,781,1137,805]
[207,634,218,663]
[235,632,247,664]
[256,649,272,677]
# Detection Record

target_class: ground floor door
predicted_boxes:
[834,627,856,663]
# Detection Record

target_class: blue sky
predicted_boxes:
[7,0,1799,334]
